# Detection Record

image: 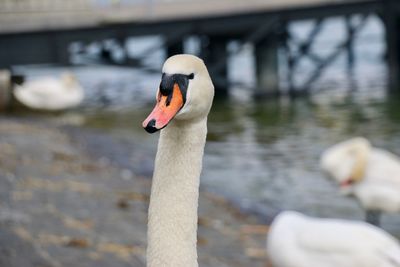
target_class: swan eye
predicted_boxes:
[187,73,194,80]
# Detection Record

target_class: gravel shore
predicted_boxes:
[0,116,270,267]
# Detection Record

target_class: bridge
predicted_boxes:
[1,0,400,95]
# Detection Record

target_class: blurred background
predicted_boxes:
[0,0,399,266]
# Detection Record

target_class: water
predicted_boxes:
[13,16,400,237]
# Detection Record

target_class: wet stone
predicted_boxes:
[0,117,267,267]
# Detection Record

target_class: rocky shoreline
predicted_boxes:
[0,116,270,267]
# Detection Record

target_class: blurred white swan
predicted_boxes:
[267,211,400,267]
[320,137,400,226]
[14,72,84,111]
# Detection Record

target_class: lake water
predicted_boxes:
[14,15,400,237]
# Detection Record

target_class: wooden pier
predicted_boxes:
[1,0,400,95]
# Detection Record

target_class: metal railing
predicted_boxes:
[0,0,155,12]
[0,0,353,34]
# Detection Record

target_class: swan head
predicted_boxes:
[143,54,214,133]
[320,137,371,191]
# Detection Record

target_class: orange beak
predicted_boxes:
[142,83,184,133]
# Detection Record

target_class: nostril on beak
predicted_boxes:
[144,119,158,133]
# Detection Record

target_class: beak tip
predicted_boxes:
[143,119,159,134]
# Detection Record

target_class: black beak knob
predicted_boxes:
[144,119,158,133]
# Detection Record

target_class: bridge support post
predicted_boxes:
[254,38,279,97]
[166,41,184,58]
[383,1,400,92]
[49,35,70,65]
[345,16,355,70]
[202,36,228,96]
[0,70,11,111]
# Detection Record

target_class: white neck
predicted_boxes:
[147,118,207,267]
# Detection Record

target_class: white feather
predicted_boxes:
[320,137,400,213]
[13,73,84,111]
[267,211,400,267]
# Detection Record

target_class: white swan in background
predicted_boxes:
[142,55,214,266]
[267,211,400,267]
[13,72,84,111]
[320,137,400,226]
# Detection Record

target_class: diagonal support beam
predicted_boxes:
[301,14,370,91]
[289,18,325,67]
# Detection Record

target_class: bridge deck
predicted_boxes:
[0,0,371,34]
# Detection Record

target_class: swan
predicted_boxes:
[13,72,84,111]
[142,54,214,267]
[267,211,400,267]
[320,137,400,226]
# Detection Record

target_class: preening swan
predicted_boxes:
[320,137,400,226]
[142,54,214,267]
[13,72,84,111]
[267,211,400,267]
